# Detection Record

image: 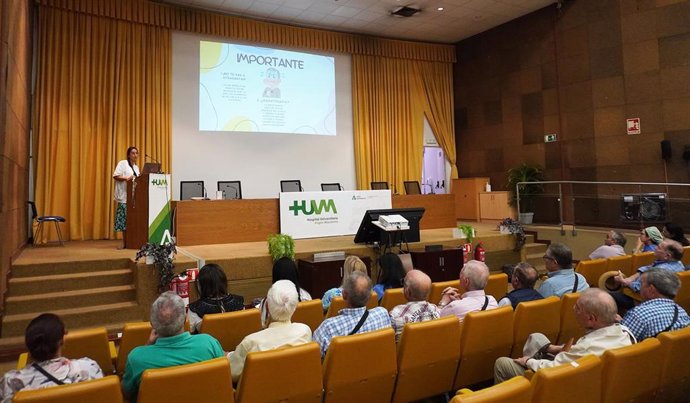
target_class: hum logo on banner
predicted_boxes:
[289,199,337,216]
[152,178,168,187]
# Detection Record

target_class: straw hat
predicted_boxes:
[598,270,624,291]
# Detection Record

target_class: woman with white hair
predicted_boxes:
[228,280,312,382]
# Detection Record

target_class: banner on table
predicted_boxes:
[148,174,173,245]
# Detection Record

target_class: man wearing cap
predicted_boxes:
[633,226,663,253]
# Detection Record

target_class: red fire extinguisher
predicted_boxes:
[474,242,486,262]
[462,243,472,264]
[170,272,190,309]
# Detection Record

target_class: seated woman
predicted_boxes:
[321,256,367,311]
[373,252,406,302]
[633,226,663,253]
[188,263,244,333]
[273,257,311,301]
[0,314,103,401]
[663,222,690,246]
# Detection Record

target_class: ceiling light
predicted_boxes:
[437,7,444,11]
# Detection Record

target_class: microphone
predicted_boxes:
[202,184,209,200]
[145,153,160,164]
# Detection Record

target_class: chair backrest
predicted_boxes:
[13,376,123,403]
[485,273,508,299]
[682,246,690,266]
[601,337,663,403]
[606,255,634,277]
[631,252,655,272]
[450,376,532,403]
[180,180,205,200]
[199,309,262,351]
[27,201,38,219]
[531,355,602,403]
[371,181,389,190]
[217,181,242,200]
[321,183,342,191]
[556,292,584,345]
[137,357,234,403]
[325,293,377,318]
[280,179,301,192]
[392,316,462,403]
[575,259,609,287]
[323,328,397,403]
[62,327,115,375]
[116,321,153,376]
[236,342,323,403]
[291,299,324,332]
[428,280,460,304]
[454,306,514,389]
[380,288,408,311]
[656,326,690,403]
[403,181,421,195]
[511,296,561,357]
[676,271,690,313]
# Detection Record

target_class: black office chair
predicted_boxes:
[370,181,389,190]
[180,181,205,200]
[280,180,302,192]
[218,181,242,200]
[27,201,65,246]
[321,183,342,191]
[403,181,421,195]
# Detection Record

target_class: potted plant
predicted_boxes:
[498,218,526,251]
[507,163,545,224]
[454,224,476,244]
[135,241,177,292]
[267,233,295,261]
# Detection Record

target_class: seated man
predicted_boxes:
[589,230,627,260]
[389,270,440,342]
[611,239,686,312]
[122,292,225,402]
[494,289,634,384]
[498,263,543,309]
[313,271,391,358]
[621,268,690,341]
[439,260,498,321]
[538,243,589,298]
[229,280,312,381]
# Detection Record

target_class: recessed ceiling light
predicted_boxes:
[437,7,444,11]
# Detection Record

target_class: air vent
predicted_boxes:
[392,6,421,17]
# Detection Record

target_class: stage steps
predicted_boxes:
[524,236,548,275]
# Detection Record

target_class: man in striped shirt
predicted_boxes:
[389,270,440,342]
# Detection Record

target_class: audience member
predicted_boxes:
[589,230,627,260]
[313,272,391,357]
[494,289,634,383]
[321,256,368,311]
[389,270,440,342]
[0,314,103,402]
[621,268,690,341]
[663,222,690,246]
[229,280,311,381]
[122,292,225,402]
[373,253,406,302]
[538,243,589,298]
[498,263,543,309]
[439,260,498,321]
[272,257,311,301]
[188,263,244,333]
[633,226,662,253]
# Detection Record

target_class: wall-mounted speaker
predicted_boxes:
[661,140,672,160]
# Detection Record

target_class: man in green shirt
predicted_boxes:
[122,292,225,402]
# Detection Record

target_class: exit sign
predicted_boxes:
[544,134,557,143]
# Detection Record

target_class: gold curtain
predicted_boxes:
[33,6,171,242]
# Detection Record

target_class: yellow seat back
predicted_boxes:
[601,338,662,403]
[116,321,152,376]
[511,296,561,357]
[325,293,377,318]
[380,288,408,311]
[392,316,461,403]
[323,328,397,403]
[428,280,460,305]
[485,273,508,300]
[674,271,690,313]
[236,342,323,403]
[606,255,633,277]
[656,326,690,403]
[575,259,608,287]
[454,306,514,389]
[682,246,690,266]
[62,327,114,375]
[450,376,532,403]
[200,309,262,352]
[13,376,123,403]
[531,355,602,403]
[292,299,324,332]
[557,292,584,344]
[138,357,234,403]
[631,252,655,272]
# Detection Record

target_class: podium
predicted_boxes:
[125,173,172,249]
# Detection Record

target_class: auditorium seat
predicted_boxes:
[631,252,655,272]
[556,293,584,345]
[601,338,662,403]
[485,273,509,300]
[454,306,514,389]
[575,259,608,287]
[682,246,690,267]
[530,355,602,403]
[391,316,461,403]
[450,374,531,403]
[236,342,323,403]
[511,296,561,357]
[62,327,116,375]
[137,357,233,403]
[428,280,459,304]
[200,309,262,352]
[13,376,123,403]
[656,326,690,403]
[606,255,634,277]
[675,271,690,313]
[380,288,407,311]
[325,293,377,318]
[322,328,397,403]
[292,299,324,332]
[116,321,153,376]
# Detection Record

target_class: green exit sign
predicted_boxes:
[544,134,557,143]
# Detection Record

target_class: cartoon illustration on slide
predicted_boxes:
[262,68,282,98]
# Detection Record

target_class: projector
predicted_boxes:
[378,214,409,230]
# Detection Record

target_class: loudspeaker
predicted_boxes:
[661,140,672,160]
[683,145,690,161]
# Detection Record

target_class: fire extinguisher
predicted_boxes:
[170,272,190,309]
[474,242,486,262]
[462,243,472,264]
